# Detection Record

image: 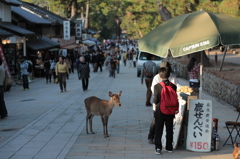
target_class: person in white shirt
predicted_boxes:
[148,61,181,144]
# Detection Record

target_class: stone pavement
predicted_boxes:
[0,62,238,159]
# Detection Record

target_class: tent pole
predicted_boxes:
[219,46,227,71]
[199,51,203,99]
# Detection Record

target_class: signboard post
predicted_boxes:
[63,21,70,40]
[75,19,82,40]
[186,99,212,152]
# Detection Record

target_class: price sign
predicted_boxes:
[186,99,212,152]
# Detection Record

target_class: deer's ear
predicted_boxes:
[118,91,122,96]
[109,91,113,97]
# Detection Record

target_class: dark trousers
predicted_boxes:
[133,61,136,67]
[148,111,155,140]
[0,86,8,118]
[145,79,153,104]
[45,70,51,82]
[82,78,89,90]
[97,62,102,72]
[58,73,66,91]
[154,106,174,151]
[110,68,115,78]
[22,75,29,89]
[123,60,126,66]
[116,64,120,73]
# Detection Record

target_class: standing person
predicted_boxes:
[44,58,51,84]
[50,58,57,83]
[65,54,72,79]
[127,51,133,68]
[141,54,156,106]
[187,57,200,93]
[96,51,103,72]
[28,59,33,83]
[110,54,116,78]
[133,51,137,68]
[0,59,8,119]
[55,56,69,92]
[19,56,29,91]
[123,51,127,66]
[115,51,121,73]
[153,67,177,155]
[105,53,111,70]
[148,62,180,144]
[78,57,90,91]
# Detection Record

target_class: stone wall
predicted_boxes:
[167,59,240,107]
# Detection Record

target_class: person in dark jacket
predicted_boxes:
[110,54,117,78]
[153,67,177,155]
[78,56,90,91]
[0,59,8,119]
[44,58,51,84]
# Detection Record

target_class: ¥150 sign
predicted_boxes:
[186,99,212,152]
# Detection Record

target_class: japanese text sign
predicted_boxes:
[187,99,212,152]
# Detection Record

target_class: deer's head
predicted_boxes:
[109,91,122,107]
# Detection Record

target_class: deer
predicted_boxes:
[84,91,122,138]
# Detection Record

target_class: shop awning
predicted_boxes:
[1,0,22,6]
[0,28,13,38]
[0,22,35,37]
[61,44,79,49]
[27,36,59,51]
[48,48,59,51]
[11,6,52,25]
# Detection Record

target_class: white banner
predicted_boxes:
[186,99,212,152]
[63,21,70,40]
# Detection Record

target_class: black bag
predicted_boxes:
[27,62,32,73]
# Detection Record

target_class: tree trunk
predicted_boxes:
[70,0,78,21]
[84,0,90,32]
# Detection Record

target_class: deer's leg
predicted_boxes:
[101,116,107,137]
[86,113,90,134]
[89,114,95,134]
[105,116,109,137]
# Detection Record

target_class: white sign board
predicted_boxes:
[75,20,82,38]
[63,21,70,40]
[186,99,212,152]
[162,99,186,149]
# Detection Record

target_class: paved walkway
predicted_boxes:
[0,61,238,159]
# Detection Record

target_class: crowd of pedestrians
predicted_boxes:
[0,38,205,157]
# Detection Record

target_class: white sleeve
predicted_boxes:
[151,75,158,94]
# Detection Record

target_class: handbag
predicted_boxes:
[55,77,58,84]
[4,71,13,92]
[144,63,153,78]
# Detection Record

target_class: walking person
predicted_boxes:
[115,51,121,73]
[50,58,57,83]
[133,51,137,68]
[110,54,116,78]
[153,67,177,155]
[44,58,51,84]
[19,56,29,91]
[141,54,156,106]
[65,55,72,79]
[123,51,127,66]
[55,56,69,92]
[78,57,90,91]
[0,59,8,119]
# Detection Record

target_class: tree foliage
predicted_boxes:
[22,0,240,40]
